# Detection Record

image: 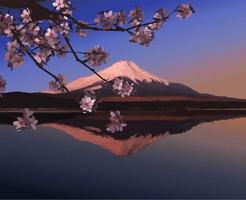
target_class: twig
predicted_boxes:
[64,36,109,83]
[12,30,69,92]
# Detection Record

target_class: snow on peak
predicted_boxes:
[66,60,169,91]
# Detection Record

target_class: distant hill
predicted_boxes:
[44,60,200,97]
[1,60,246,110]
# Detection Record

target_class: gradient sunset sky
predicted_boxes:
[1,0,246,98]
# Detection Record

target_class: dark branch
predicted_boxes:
[11,30,69,92]
[64,36,109,83]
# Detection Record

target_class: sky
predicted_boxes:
[1,0,246,98]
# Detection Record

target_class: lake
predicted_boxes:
[0,113,246,198]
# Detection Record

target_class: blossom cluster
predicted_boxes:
[113,78,134,97]
[79,96,96,113]
[49,74,66,92]
[52,0,73,16]
[5,40,24,68]
[106,111,127,133]
[0,13,15,37]
[129,27,154,46]
[84,46,109,67]
[13,109,38,131]
[94,10,127,29]
[176,4,195,20]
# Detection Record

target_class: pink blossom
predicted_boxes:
[106,111,127,133]
[45,28,58,39]
[49,74,66,92]
[153,8,168,20]
[5,51,24,68]
[52,0,65,10]
[176,4,195,20]
[1,14,14,37]
[117,11,127,25]
[79,96,96,112]
[13,109,38,131]
[84,46,109,67]
[21,8,32,23]
[129,27,154,46]
[94,10,117,29]
[129,6,144,26]
[34,49,52,64]
[113,78,134,97]
[118,81,134,97]
[104,11,114,19]
[113,78,124,91]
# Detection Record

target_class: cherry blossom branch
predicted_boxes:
[11,30,69,92]
[64,7,178,33]
[64,36,109,83]
[32,41,86,55]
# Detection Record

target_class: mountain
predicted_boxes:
[41,113,246,156]
[67,60,170,91]
[1,60,246,110]
[47,60,200,97]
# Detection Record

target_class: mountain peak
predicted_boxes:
[66,60,169,91]
[102,60,169,84]
[109,60,141,71]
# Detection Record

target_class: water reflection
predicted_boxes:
[1,113,246,198]
[41,112,246,156]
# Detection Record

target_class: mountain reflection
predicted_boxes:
[42,112,246,156]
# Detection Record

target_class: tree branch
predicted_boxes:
[11,30,69,92]
[64,36,109,83]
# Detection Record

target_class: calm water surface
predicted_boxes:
[0,116,246,198]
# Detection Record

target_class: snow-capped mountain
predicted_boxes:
[67,60,169,90]
[45,60,199,96]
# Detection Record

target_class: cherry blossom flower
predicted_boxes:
[176,4,195,20]
[129,27,154,46]
[34,49,51,64]
[129,6,144,26]
[26,23,40,36]
[52,0,65,10]
[104,10,113,19]
[106,111,127,133]
[1,14,15,37]
[59,22,70,35]
[84,46,109,67]
[80,96,96,112]
[6,40,18,51]
[61,0,72,16]
[118,81,134,97]
[45,28,58,40]
[21,8,32,23]
[113,78,134,97]
[0,75,6,93]
[49,74,66,92]
[94,10,117,29]
[13,109,38,131]
[5,50,24,68]
[113,78,124,91]
[117,11,127,25]
[153,8,168,20]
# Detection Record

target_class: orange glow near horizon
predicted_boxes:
[164,46,246,99]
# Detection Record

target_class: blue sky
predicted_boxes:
[1,0,246,98]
